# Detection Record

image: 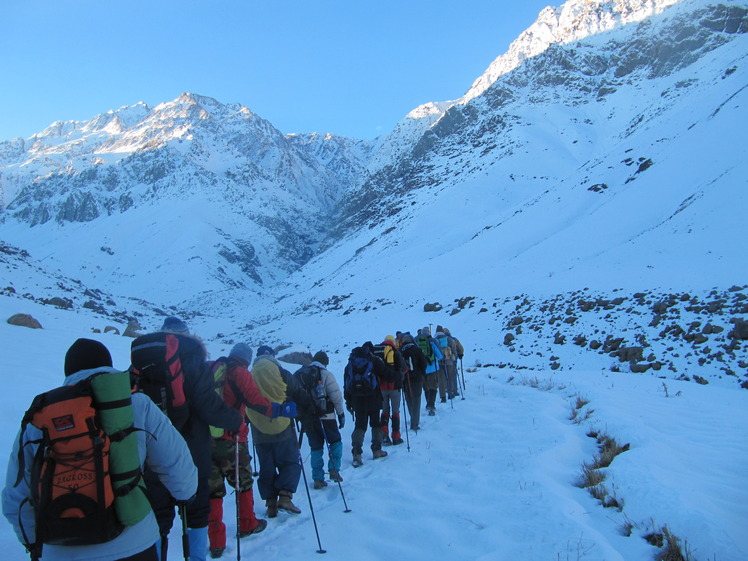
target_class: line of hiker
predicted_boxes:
[343,325,465,467]
[2,317,464,561]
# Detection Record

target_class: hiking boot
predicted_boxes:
[277,491,301,514]
[392,437,404,445]
[238,518,267,538]
[210,548,225,559]
[329,469,343,482]
[352,454,363,468]
[428,408,436,416]
[265,497,278,518]
[313,479,327,490]
[372,449,388,459]
[382,434,392,446]
[440,397,447,403]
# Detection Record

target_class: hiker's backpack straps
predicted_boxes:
[208,359,231,438]
[130,332,189,430]
[345,347,377,397]
[20,378,124,549]
[294,364,328,416]
[416,335,434,362]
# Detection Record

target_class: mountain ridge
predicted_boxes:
[0,0,746,321]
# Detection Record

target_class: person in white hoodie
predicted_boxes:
[2,338,197,561]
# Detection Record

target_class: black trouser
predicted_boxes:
[403,374,424,429]
[350,398,383,455]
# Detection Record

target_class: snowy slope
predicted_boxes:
[0,1,747,559]
[0,296,745,561]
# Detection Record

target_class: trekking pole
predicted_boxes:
[294,421,326,554]
[400,388,410,452]
[318,420,352,513]
[250,433,259,477]
[160,532,168,561]
[460,358,467,397]
[455,362,466,401]
[234,435,242,561]
[179,503,190,561]
[443,361,454,410]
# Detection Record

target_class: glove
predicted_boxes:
[280,401,297,418]
[271,401,298,418]
[338,413,345,429]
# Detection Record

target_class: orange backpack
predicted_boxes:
[17,378,123,548]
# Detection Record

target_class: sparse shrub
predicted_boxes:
[656,527,693,561]
[575,395,590,409]
[593,434,630,468]
[618,515,635,537]
[578,462,606,488]
[645,532,665,547]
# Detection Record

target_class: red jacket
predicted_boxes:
[218,359,275,443]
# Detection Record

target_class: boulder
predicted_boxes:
[7,313,42,329]
[123,318,144,338]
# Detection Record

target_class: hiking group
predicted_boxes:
[2,317,464,561]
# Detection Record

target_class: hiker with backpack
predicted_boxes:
[399,332,428,431]
[416,327,444,416]
[3,338,198,561]
[206,343,297,559]
[441,327,463,397]
[343,342,389,467]
[373,336,405,445]
[249,346,304,518]
[293,351,346,489]
[130,317,244,561]
[435,327,457,400]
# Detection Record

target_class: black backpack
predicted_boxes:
[130,332,190,430]
[344,347,378,397]
[372,344,402,387]
[294,364,330,416]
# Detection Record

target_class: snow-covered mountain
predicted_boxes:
[0,93,373,306]
[1,5,747,557]
[0,0,746,379]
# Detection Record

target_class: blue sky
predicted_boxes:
[0,1,553,141]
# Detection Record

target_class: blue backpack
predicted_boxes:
[344,347,377,397]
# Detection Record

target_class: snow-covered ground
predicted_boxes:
[0,296,745,561]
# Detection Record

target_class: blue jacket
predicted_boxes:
[2,367,198,561]
[424,338,444,375]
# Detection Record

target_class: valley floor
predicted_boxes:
[173,367,746,561]
[0,301,745,561]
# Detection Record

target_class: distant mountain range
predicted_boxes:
[0,0,746,324]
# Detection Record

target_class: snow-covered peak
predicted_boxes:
[463,0,682,102]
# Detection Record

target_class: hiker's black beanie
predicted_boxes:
[64,338,113,376]
[313,351,329,366]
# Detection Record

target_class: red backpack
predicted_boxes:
[130,332,189,430]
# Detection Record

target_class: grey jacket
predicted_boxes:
[2,367,197,561]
